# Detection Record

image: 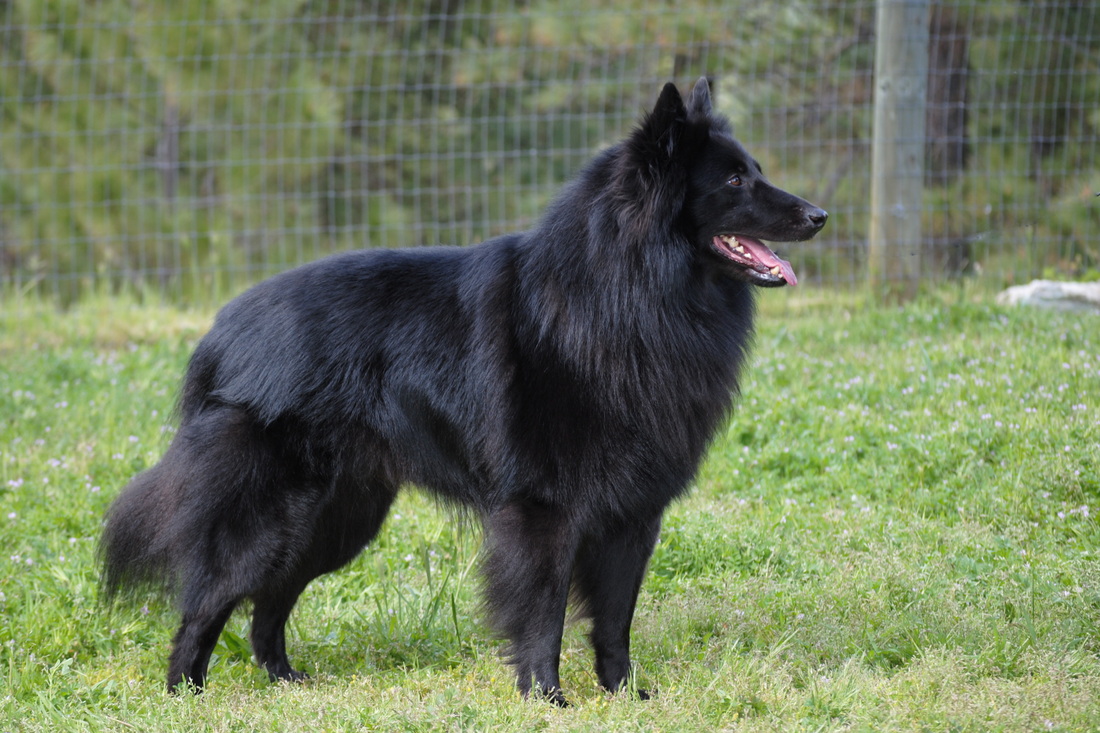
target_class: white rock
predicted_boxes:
[996,280,1100,314]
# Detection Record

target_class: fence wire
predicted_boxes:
[1,1,1097,304]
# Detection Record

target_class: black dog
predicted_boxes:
[100,78,826,704]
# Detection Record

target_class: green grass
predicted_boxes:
[1,291,1098,731]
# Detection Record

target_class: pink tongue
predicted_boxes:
[740,238,798,286]
[777,258,798,286]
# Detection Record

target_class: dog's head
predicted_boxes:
[625,78,827,287]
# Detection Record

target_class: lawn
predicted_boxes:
[1,292,1097,731]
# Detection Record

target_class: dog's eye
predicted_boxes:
[727,175,743,187]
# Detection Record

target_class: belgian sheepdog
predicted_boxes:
[101,78,827,704]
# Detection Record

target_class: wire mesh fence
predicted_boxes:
[1,1,1097,305]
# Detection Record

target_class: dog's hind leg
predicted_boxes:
[250,473,399,683]
[250,584,309,683]
[572,514,661,697]
[159,405,322,692]
[167,595,240,692]
[482,500,580,706]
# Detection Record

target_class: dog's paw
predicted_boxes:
[267,666,311,684]
[527,685,570,708]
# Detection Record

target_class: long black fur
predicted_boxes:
[100,78,826,703]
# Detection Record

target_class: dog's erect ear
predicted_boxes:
[641,82,688,159]
[687,77,712,117]
[653,81,687,120]
[614,83,692,233]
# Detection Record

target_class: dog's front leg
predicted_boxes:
[572,513,662,698]
[481,499,579,706]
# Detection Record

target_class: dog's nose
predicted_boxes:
[807,208,828,229]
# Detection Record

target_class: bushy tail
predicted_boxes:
[99,461,182,601]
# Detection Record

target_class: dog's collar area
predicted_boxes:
[712,234,797,286]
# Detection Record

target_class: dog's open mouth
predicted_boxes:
[712,235,798,287]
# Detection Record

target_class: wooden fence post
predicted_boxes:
[869,0,931,300]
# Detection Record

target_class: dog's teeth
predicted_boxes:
[722,235,751,258]
[770,266,781,276]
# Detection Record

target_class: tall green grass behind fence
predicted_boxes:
[1,1,1098,306]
